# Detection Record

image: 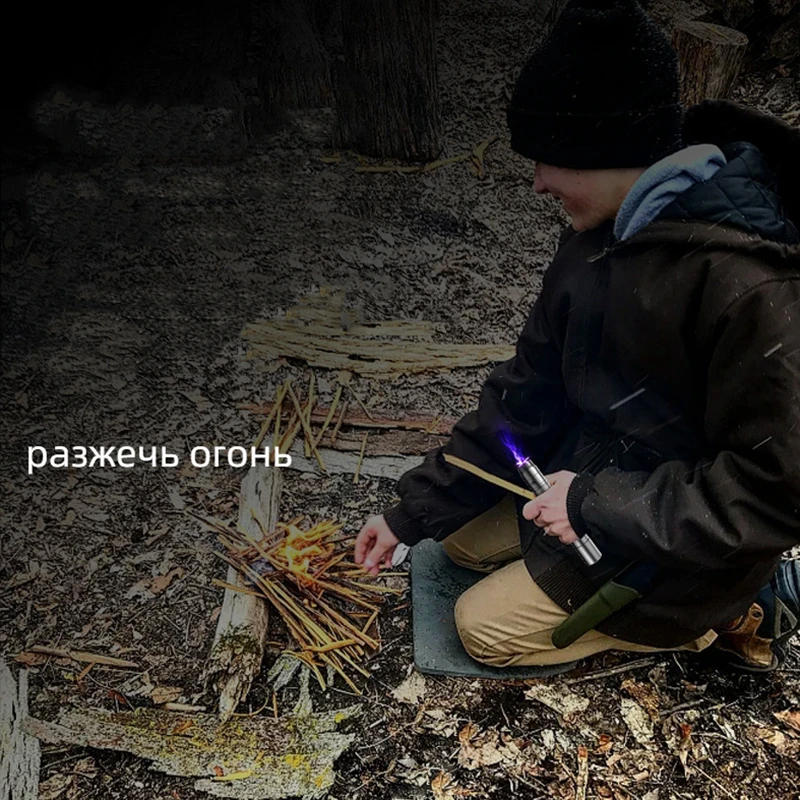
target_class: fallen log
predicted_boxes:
[239,402,457,436]
[1,661,40,800]
[23,703,359,800]
[286,442,423,481]
[201,465,281,722]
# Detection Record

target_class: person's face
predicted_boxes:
[533,162,642,232]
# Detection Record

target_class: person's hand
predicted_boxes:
[522,470,578,544]
[354,514,400,576]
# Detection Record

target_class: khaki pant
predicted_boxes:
[444,495,717,667]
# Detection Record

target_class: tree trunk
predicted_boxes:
[258,0,332,114]
[670,20,749,106]
[335,0,442,161]
[1,663,40,800]
[201,465,281,722]
[203,0,249,78]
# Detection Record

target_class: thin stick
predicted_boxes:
[319,651,361,695]
[253,382,289,449]
[343,581,404,595]
[305,639,359,653]
[348,387,375,421]
[575,746,589,800]
[273,381,290,448]
[313,385,342,448]
[303,374,316,458]
[286,381,325,471]
[330,400,348,445]
[29,646,138,669]
[353,432,368,484]
[232,695,271,718]
[362,609,378,634]
[279,413,302,453]
[443,454,535,500]
[563,657,657,686]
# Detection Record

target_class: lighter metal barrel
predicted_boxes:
[516,457,603,567]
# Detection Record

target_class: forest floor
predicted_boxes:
[2,1,799,799]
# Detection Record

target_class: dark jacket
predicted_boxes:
[384,100,800,647]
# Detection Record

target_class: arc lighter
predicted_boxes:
[517,457,603,567]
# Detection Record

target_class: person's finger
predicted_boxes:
[354,528,374,564]
[364,538,389,571]
[382,550,393,568]
[523,499,540,520]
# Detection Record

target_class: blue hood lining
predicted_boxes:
[657,141,799,245]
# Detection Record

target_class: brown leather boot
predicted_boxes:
[712,602,778,672]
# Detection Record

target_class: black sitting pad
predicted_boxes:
[411,539,578,679]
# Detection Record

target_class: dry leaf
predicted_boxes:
[395,757,428,786]
[458,723,506,770]
[525,682,590,722]
[595,733,614,754]
[182,392,211,411]
[748,725,800,759]
[415,708,459,738]
[14,651,49,667]
[773,709,800,733]
[168,489,185,511]
[621,678,660,722]
[151,685,183,705]
[391,671,426,705]
[431,771,459,800]
[148,567,184,596]
[38,774,74,800]
[620,697,654,744]
[2,572,37,592]
[73,756,98,777]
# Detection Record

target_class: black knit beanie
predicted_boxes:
[507,0,683,169]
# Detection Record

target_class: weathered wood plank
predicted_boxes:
[23,703,359,800]
[287,443,423,481]
[201,465,281,721]
[1,661,41,800]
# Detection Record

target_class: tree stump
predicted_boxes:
[670,20,749,106]
[1,662,40,800]
[334,0,442,161]
[201,465,281,722]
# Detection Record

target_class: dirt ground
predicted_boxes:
[2,1,799,798]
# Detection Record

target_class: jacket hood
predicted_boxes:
[657,99,800,245]
[658,141,799,244]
